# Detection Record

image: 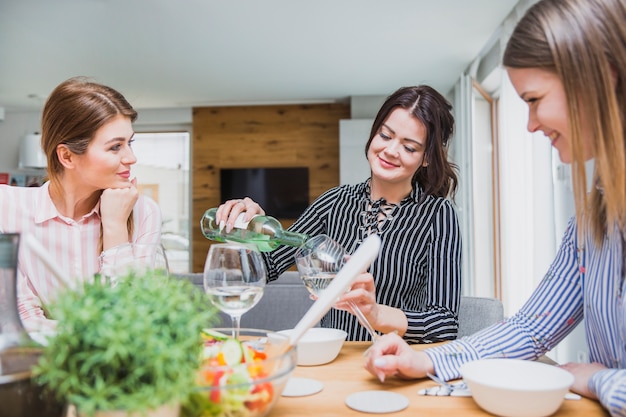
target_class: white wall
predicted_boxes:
[338,95,385,185]
[131,132,190,237]
[339,119,371,185]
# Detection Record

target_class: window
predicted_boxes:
[132,132,190,273]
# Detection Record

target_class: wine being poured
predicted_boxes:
[200,207,308,252]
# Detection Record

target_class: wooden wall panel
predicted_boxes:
[191,103,350,272]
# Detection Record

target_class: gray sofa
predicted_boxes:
[175,270,504,337]
[176,270,314,331]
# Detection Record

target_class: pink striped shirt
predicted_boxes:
[0,182,161,332]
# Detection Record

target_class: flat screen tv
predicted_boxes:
[220,167,309,219]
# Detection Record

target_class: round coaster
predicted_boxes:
[281,377,324,397]
[345,390,409,414]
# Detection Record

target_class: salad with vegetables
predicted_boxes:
[181,329,278,417]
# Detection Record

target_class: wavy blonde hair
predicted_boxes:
[503,0,626,245]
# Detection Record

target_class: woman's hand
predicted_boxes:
[337,272,408,335]
[364,332,434,382]
[100,177,139,249]
[558,362,606,399]
[336,272,378,319]
[215,197,265,233]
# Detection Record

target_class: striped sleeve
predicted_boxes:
[0,184,162,332]
[425,218,583,380]
[99,195,162,273]
[262,186,344,281]
[402,199,461,342]
[589,370,626,417]
[130,195,162,243]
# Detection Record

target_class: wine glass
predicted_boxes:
[102,242,169,285]
[295,235,379,341]
[203,243,266,338]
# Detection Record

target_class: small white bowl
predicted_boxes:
[278,327,347,366]
[460,358,574,417]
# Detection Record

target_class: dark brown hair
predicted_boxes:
[365,85,458,198]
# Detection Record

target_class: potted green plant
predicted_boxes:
[34,270,216,417]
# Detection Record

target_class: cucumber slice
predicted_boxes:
[242,343,254,363]
[220,338,244,365]
[201,328,230,341]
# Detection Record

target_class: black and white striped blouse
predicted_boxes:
[263,180,462,343]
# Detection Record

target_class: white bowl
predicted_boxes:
[278,327,347,366]
[460,358,574,417]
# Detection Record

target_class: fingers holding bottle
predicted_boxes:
[216,197,265,232]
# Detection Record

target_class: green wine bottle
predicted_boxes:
[200,208,309,252]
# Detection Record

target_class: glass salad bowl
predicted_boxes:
[181,328,296,417]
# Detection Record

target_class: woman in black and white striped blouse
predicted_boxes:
[218,85,462,343]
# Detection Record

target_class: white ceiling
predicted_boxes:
[0,0,519,111]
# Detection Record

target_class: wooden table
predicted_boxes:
[272,342,608,416]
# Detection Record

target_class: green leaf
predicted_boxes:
[33,270,217,416]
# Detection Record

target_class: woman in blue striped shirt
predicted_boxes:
[365,0,626,415]
[217,85,462,343]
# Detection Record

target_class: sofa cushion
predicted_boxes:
[174,271,315,331]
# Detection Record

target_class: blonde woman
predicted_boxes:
[0,77,161,331]
[364,0,626,415]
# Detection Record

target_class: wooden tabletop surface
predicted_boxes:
[271,342,609,417]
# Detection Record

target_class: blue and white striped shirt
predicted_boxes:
[262,180,462,343]
[426,216,626,416]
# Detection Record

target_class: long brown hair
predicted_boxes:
[503,0,626,245]
[41,77,138,250]
[365,85,458,199]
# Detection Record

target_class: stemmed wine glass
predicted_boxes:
[295,235,379,342]
[102,242,169,286]
[203,243,266,338]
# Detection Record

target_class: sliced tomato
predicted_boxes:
[209,370,225,403]
[253,349,267,361]
[244,382,274,412]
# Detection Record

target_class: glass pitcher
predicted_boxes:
[0,233,64,417]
